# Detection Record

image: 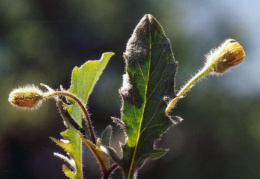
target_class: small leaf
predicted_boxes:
[111,117,127,132]
[63,164,76,179]
[120,14,178,178]
[79,134,110,172]
[51,126,82,179]
[53,152,76,170]
[101,125,112,146]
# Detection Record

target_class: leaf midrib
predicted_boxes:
[127,22,152,179]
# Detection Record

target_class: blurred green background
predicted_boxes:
[0,0,259,178]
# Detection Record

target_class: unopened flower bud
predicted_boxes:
[8,85,44,110]
[166,39,245,114]
[205,39,245,73]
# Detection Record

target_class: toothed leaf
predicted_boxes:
[120,14,178,178]
[68,52,115,105]
[53,52,114,178]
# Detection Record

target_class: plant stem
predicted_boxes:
[165,66,212,114]
[56,99,86,135]
[45,91,97,144]
[103,164,118,179]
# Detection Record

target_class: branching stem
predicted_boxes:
[45,90,97,144]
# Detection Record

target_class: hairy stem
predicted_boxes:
[165,66,212,114]
[45,91,97,144]
[103,164,118,179]
[56,99,86,135]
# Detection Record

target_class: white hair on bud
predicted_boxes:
[8,84,44,110]
[9,84,43,96]
[204,39,244,74]
[204,39,230,68]
[120,73,132,96]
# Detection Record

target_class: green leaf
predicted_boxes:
[80,135,110,172]
[101,125,112,146]
[120,14,178,178]
[51,125,82,179]
[52,52,114,179]
[68,52,115,105]
[63,164,76,179]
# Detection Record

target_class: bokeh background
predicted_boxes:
[0,0,259,178]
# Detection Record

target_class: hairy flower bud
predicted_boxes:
[8,85,44,110]
[205,39,245,73]
[166,39,245,114]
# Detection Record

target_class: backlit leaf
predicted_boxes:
[52,52,114,179]
[119,14,178,178]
